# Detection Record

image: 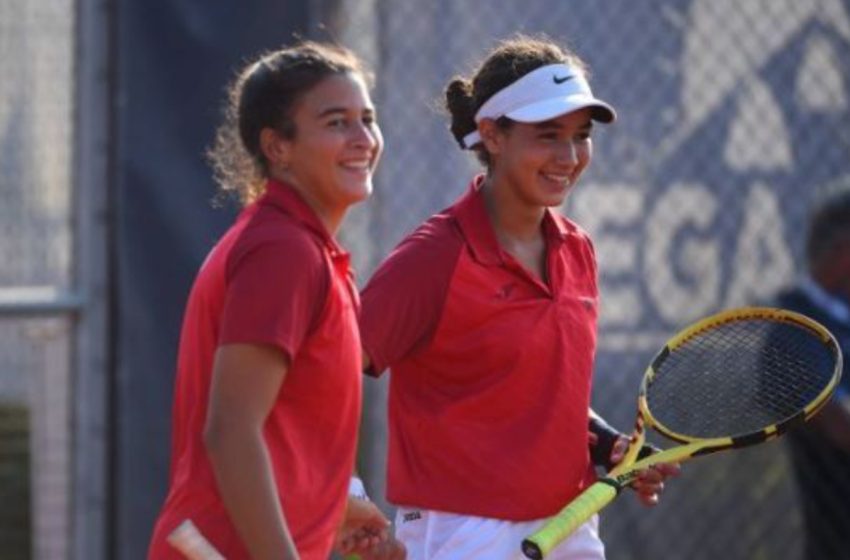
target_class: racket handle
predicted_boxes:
[521,481,619,559]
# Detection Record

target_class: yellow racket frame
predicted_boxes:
[521,307,843,560]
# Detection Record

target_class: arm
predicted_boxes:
[204,343,299,560]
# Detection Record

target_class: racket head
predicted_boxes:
[638,307,842,449]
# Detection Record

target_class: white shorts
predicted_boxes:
[394,507,605,560]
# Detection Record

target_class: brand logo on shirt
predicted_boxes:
[402,511,422,523]
[578,296,596,311]
[496,283,516,300]
[553,74,575,84]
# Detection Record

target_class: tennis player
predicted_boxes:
[774,182,850,559]
[359,35,678,559]
[147,42,389,560]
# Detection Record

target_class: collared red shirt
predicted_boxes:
[149,179,361,559]
[360,176,599,520]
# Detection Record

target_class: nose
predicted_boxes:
[556,140,579,166]
[351,120,380,152]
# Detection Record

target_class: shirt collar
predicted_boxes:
[452,175,573,266]
[259,178,346,255]
[800,275,850,325]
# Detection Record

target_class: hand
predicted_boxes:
[355,535,407,560]
[609,436,681,506]
[335,497,391,556]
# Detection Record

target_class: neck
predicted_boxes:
[481,175,546,243]
[272,171,346,235]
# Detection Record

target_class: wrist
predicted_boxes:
[589,416,623,471]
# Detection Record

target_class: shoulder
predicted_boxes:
[773,287,812,313]
[383,211,464,268]
[226,211,326,278]
[363,211,464,298]
[408,210,463,246]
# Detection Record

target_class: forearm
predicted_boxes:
[206,426,299,560]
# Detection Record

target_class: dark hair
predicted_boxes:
[807,182,850,267]
[209,41,370,205]
[444,34,589,166]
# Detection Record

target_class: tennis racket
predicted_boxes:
[521,306,843,559]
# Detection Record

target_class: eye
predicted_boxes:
[362,114,377,126]
[327,117,348,129]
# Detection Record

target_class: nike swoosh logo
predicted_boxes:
[553,74,574,84]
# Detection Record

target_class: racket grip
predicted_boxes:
[521,481,619,559]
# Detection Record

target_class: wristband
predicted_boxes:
[588,416,622,471]
[348,476,368,501]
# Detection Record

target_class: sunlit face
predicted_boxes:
[487,108,593,208]
[278,72,383,214]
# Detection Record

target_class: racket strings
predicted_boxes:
[646,318,837,439]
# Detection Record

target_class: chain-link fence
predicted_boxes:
[2,0,849,558]
[328,1,850,559]
[0,0,75,557]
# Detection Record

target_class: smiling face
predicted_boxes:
[266,72,383,222]
[483,108,593,209]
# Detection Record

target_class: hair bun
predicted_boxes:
[444,78,476,147]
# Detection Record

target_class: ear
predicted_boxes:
[478,118,504,156]
[259,127,291,169]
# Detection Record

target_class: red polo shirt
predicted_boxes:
[360,177,598,520]
[149,179,362,559]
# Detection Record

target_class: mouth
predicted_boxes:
[339,158,373,173]
[340,158,374,176]
[540,172,572,188]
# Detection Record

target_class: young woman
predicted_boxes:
[359,36,678,559]
[147,42,388,560]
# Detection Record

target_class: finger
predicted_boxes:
[637,464,680,486]
[638,491,660,506]
[610,436,631,463]
[338,537,355,554]
[654,462,682,477]
[347,537,381,556]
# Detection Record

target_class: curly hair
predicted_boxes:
[208,41,371,206]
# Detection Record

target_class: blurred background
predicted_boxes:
[1,0,848,558]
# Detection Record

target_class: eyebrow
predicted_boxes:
[534,120,593,130]
[317,106,375,118]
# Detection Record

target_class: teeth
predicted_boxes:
[543,173,570,184]
[341,161,370,170]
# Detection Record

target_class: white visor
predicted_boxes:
[462,63,616,149]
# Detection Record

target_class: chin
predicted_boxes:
[536,191,569,208]
[343,181,373,204]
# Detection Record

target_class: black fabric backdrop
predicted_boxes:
[113,2,309,556]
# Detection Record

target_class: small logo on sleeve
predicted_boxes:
[578,296,596,310]
[553,74,575,84]
[402,511,422,523]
